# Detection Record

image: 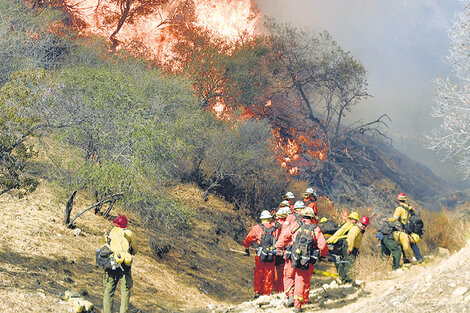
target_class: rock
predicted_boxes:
[449,282,456,288]
[37,292,46,299]
[207,304,217,310]
[329,280,338,288]
[322,283,330,290]
[453,287,468,297]
[73,228,82,236]
[437,247,450,257]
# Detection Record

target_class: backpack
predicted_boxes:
[96,228,133,269]
[256,225,277,263]
[290,224,319,270]
[406,215,424,236]
[319,219,339,236]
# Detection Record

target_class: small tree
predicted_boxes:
[427,0,470,177]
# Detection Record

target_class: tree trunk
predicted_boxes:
[64,190,77,225]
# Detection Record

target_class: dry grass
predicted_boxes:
[0,181,224,312]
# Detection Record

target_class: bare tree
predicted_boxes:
[427,0,470,177]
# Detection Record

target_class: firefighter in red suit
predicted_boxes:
[243,210,280,298]
[273,207,290,293]
[276,206,328,311]
[283,191,296,212]
[302,187,319,225]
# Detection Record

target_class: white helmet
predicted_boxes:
[279,200,290,207]
[276,207,290,218]
[284,191,295,199]
[260,210,272,220]
[293,201,305,210]
[302,187,318,198]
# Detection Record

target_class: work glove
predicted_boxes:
[245,248,250,257]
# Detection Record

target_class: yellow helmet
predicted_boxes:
[349,212,359,220]
[300,207,315,217]
[319,217,328,224]
[411,233,421,243]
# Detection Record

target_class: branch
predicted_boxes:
[67,193,123,228]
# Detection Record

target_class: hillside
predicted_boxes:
[0,180,256,312]
[1,179,469,313]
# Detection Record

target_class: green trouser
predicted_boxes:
[381,236,401,270]
[335,241,357,282]
[103,266,133,313]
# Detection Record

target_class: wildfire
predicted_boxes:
[64,0,259,63]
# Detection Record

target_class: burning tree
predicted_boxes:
[428,0,470,178]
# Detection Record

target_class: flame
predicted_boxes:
[64,0,259,63]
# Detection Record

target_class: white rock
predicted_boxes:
[57,233,62,237]
[392,301,400,306]
[449,282,457,288]
[453,287,468,297]
[438,288,444,293]
[207,304,216,310]
[38,292,46,299]
[322,283,330,290]
[329,280,338,288]
[73,228,82,236]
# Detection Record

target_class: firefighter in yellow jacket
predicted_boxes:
[389,193,423,263]
[103,215,138,313]
[336,216,369,283]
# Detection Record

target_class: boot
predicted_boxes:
[286,296,294,307]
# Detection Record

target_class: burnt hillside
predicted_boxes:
[311,134,449,212]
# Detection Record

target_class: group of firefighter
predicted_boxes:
[242,188,424,312]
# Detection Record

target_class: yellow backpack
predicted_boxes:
[107,227,133,266]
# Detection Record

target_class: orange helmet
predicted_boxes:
[397,193,407,202]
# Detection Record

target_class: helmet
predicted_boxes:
[300,207,315,217]
[302,187,318,198]
[279,200,290,207]
[276,207,289,218]
[319,217,328,224]
[293,201,306,210]
[260,210,272,220]
[397,193,407,201]
[348,212,359,220]
[411,233,420,243]
[359,216,370,226]
[113,215,128,228]
[283,191,295,199]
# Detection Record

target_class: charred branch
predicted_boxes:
[67,192,123,228]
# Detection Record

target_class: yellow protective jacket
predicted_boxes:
[345,225,363,253]
[327,221,354,244]
[389,203,413,228]
[393,230,413,259]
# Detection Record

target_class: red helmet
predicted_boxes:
[397,193,407,201]
[359,216,370,226]
[113,215,128,228]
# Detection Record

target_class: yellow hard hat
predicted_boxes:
[411,233,420,243]
[349,212,359,220]
[319,217,328,223]
[300,207,315,217]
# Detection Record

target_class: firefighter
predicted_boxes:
[376,219,402,270]
[336,216,370,283]
[273,207,290,293]
[243,210,280,298]
[284,201,306,230]
[103,215,138,313]
[302,188,319,224]
[275,206,328,311]
[283,192,296,212]
[389,193,423,264]
[326,211,359,245]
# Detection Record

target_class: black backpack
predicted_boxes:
[319,219,339,235]
[291,224,319,270]
[406,215,424,236]
[95,245,113,269]
[257,225,277,263]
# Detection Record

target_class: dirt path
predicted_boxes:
[213,243,470,313]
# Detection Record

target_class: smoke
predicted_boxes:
[255,0,465,184]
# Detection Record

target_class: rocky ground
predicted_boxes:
[210,243,470,313]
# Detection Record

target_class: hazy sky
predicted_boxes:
[255,0,465,183]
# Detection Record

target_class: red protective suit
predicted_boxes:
[273,218,287,293]
[304,197,319,225]
[275,218,328,309]
[243,222,280,295]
